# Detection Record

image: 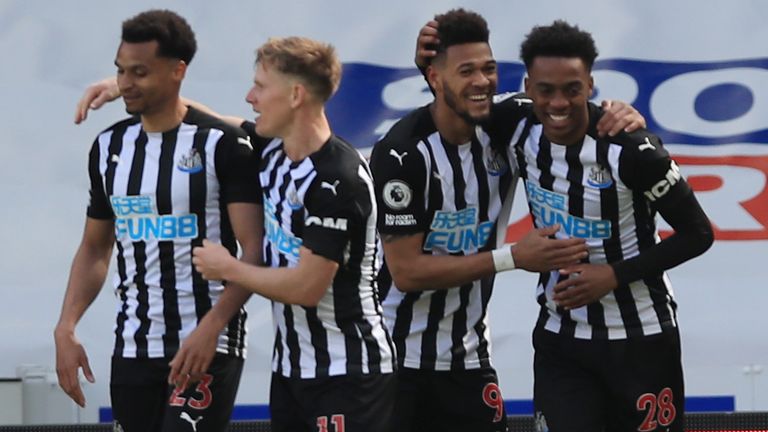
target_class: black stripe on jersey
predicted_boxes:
[473,274,493,368]
[633,190,676,330]
[113,242,130,357]
[190,129,212,322]
[393,292,420,368]
[469,136,491,230]
[338,217,384,374]
[420,289,447,369]
[377,263,393,303]
[444,144,468,209]
[284,307,302,378]
[536,138,576,337]
[596,141,642,337]
[158,130,181,353]
[566,144,608,338]
[450,284,471,370]
[274,325,284,376]
[424,140,444,218]
[128,132,151,356]
[306,307,331,376]
[104,125,131,357]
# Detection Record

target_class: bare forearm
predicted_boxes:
[56,248,111,332]
[391,251,496,292]
[224,261,316,305]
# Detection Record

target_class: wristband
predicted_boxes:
[492,246,516,272]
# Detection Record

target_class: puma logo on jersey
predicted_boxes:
[639,137,655,152]
[180,412,203,432]
[389,149,408,166]
[321,180,340,196]
[237,136,253,150]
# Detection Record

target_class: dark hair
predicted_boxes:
[121,9,197,64]
[520,20,598,71]
[433,8,489,54]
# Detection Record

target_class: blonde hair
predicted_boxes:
[256,36,342,102]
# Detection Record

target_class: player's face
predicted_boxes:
[525,56,593,145]
[435,43,497,125]
[115,41,183,116]
[245,62,294,138]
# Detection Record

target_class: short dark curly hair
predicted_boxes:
[520,20,598,71]
[121,9,197,64]
[433,8,489,55]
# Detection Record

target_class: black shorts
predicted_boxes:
[533,326,684,432]
[110,353,243,432]
[269,372,396,432]
[392,367,508,432]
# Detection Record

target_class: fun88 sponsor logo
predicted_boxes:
[263,196,302,259]
[525,183,611,240]
[424,207,494,253]
[111,195,197,241]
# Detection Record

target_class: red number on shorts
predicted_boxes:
[316,414,345,432]
[637,387,677,431]
[657,388,676,426]
[167,374,214,410]
[482,382,504,423]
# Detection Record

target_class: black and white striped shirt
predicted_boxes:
[370,100,526,371]
[243,123,396,379]
[87,107,258,359]
[515,103,711,340]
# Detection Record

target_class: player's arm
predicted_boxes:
[168,203,262,386]
[194,241,336,307]
[553,137,714,309]
[74,76,245,127]
[168,126,264,384]
[382,227,587,292]
[54,217,115,407]
[370,134,586,292]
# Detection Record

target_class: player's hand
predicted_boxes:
[167,325,218,390]
[192,239,235,281]
[511,225,588,273]
[552,263,618,309]
[414,19,440,69]
[74,77,120,124]
[54,328,95,407]
[596,100,647,137]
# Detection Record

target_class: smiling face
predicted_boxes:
[525,56,593,145]
[245,61,296,138]
[115,40,183,116]
[432,42,498,126]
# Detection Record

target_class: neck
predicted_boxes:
[430,100,474,145]
[282,105,332,161]
[141,98,188,133]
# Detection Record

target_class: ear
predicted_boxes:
[588,75,594,98]
[426,65,441,93]
[524,76,530,94]
[290,82,305,109]
[173,60,187,81]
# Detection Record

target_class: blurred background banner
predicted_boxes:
[0,0,765,423]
